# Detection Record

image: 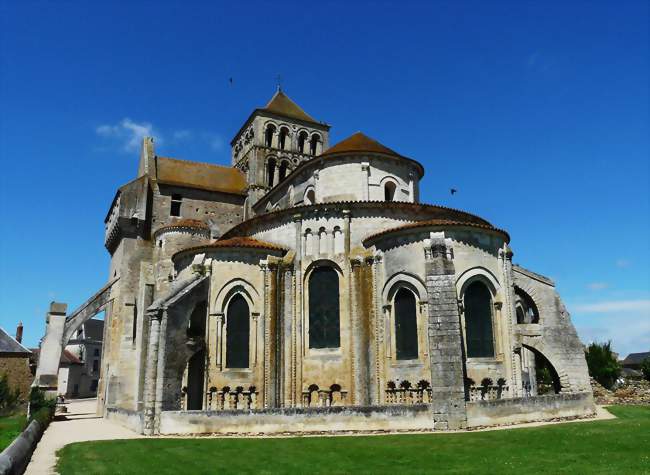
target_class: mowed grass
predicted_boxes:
[56,406,650,475]
[0,413,26,451]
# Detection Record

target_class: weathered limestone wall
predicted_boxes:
[158,404,432,435]
[105,406,144,433]
[152,185,244,236]
[512,266,591,392]
[254,155,420,212]
[466,392,595,427]
[425,233,467,430]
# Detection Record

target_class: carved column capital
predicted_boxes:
[350,257,363,268]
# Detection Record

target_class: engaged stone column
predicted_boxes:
[143,308,163,435]
[426,233,467,430]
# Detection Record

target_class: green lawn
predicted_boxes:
[56,406,650,474]
[0,414,26,451]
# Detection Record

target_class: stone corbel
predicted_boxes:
[350,257,363,269]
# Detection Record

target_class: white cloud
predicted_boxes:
[587,282,609,291]
[96,118,160,152]
[173,130,192,141]
[616,259,631,268]
[205,133,224,151]
[573,299,650,313]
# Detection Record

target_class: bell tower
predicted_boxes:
[231,89,330,211]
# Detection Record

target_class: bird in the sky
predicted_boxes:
[229,77,233,85]
[450,188,458,195]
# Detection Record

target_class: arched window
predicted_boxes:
[279,161,289,181]
[265,124,276,147]
[279,127,289,150]
[318,227,327,254]
[384,181,396,201]
[298,131,308,153]
[333,226,343,254]
[308,267,340,348]
[267,159,276,187]
[309,134,320,155]
[304,188,316,205]
[394,288,418,359]
[304,228,313,256]
[464,281,495,358]
[515,287,539,324]
[226,295,250,368]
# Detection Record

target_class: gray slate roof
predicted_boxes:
[0,327,31,354]
[622,352,650,366]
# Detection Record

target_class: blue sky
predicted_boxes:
[0,1,648,356]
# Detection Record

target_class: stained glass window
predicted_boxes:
[395,288,418,359]
[226,295,250,368]
[309,267,340,348]
[464,281,495,357]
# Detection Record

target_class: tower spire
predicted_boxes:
[276,74,282,92]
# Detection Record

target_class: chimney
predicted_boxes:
[15,321,23,344]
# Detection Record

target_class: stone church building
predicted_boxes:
[88,90,593,434]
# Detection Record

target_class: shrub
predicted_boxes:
[26,387,55,429]
[0,373,22,414]
[641,358,650,382]
[585,341,621,389]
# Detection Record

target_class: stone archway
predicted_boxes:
[34,278,118,394]
[520,338,572,392]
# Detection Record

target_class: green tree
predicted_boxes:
[585,341,621,389]
[641,357,650,382]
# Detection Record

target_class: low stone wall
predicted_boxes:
[159,404,432,435]
[0,420,45,475]
[105,407,144,434]
[466,392,595,428]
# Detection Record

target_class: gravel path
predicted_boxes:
[25,399,143,475]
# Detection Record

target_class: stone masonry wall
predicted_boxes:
[0,355,32,400]
[426,233,467,430]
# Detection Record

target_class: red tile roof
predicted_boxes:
[172,236,287,260]
[323,132,402,157]
[226,200,498,240]
[154,219,211,236]
[363,219,510,245]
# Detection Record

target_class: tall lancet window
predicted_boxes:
[308,267,340,348]
[464,281,495,357]
[226,295,250,368]
[394,288,418,359]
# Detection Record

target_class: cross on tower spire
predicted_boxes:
[276,74,282,92]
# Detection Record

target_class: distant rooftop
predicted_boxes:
[0,327,30,354]
[621,352,650,367]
